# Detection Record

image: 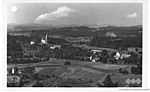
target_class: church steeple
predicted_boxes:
[41,33,48,44]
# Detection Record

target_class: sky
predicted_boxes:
[7,3,142,26]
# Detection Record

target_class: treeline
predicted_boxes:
[7,58,49,64]
[7,35,23,58]
[90,36,142,49]
[31,25,142,37]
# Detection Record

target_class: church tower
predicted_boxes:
[41,33,48,44]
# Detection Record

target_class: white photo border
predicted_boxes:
[1,0,149,92]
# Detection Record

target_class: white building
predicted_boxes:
[92,57,99,62]
[121,53,131,58]
[41,34,48,44]
[105,32,117,37]
[30,41,35,45]
[114,52,121,59]
[50,45,61,50]
[114,52,131,59]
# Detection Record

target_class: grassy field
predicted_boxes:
[7,58,141,87]
[38,67,64,76]
[34,65,142,87]
[7,58,135,74]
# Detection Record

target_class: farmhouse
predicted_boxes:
[105,32,117,37]
[49,45,61,50]
[114,52,131,59]
[30,41,35,45]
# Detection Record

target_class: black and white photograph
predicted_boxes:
[2,0,149,90]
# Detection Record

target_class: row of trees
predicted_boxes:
[90,36,142,49]
[7,58,49,64]
[7,35,23,58]
[131,65,142,74]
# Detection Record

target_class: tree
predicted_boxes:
[101,50,108,56]
[101,50,109,64]
[64,61,71,65]
[113,82,118,87]
[119,68,122,73]
[111,52,116,57]
[131,65,142,74]
[102,57,108,64]
[137,65,142,74]
[32,81,44,87]
[33,73,40,80]
[122,69,128,75]
[131,66,136,74]
[7,35,23,58]
[103,75,113,87]
[135,48,138,52]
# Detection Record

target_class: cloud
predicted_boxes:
[35,6,76,23]
[126,12,138,18]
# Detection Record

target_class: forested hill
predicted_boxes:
[30,25,142,37]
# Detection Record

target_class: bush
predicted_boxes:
[131,65,142,74]
[137,65,142,74]
[64,61,71,65]
[23,67,35,74]
[119,68,122,73]
[122,69,128,75]
[97,75,120,87]
[32,81,44,87]
[103,75,114,87]
[33,73,40,80]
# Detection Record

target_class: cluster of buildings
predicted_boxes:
[70,43,139,63]
[86,47,142,63]
[8,32,142,64]
[22,34,62,57]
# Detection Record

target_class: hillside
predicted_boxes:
[7,23,142,37]
[7,23,54,32]
[30,25,142,37]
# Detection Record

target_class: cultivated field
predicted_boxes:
[7,58,141,87]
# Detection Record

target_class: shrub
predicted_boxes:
[119,68,122,73]
[103,75,114,87]
[32,81,44,87]
[64,61,71,65]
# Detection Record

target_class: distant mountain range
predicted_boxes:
[28,25,142,37]
[7,23,54,32]
[7,23,142,32]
